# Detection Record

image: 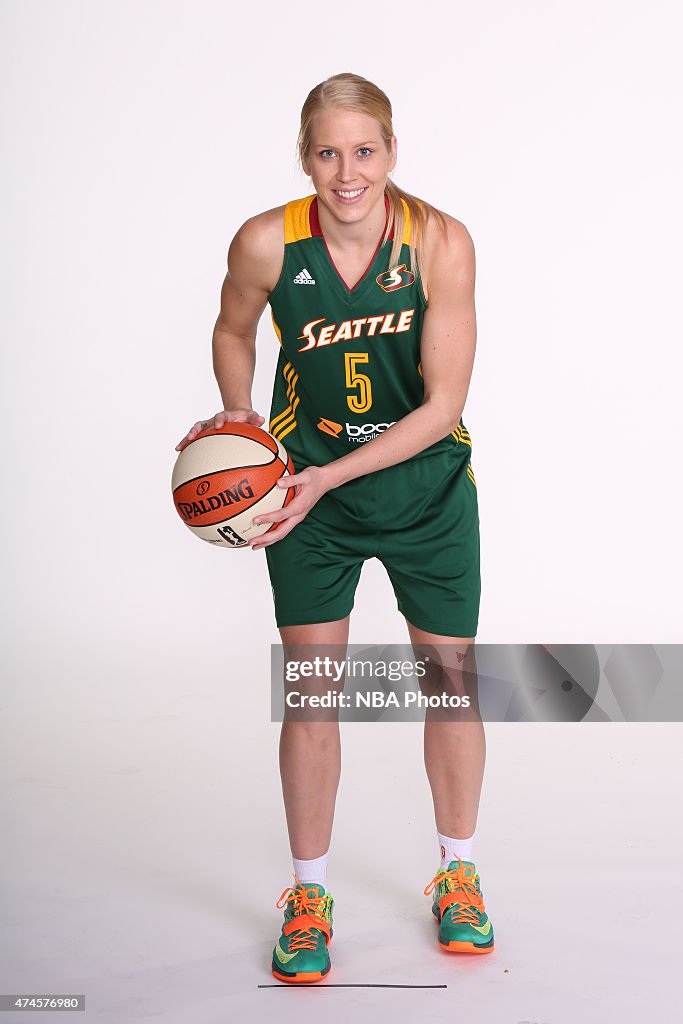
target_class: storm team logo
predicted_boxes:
[376,264,415,292]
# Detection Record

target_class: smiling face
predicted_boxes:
[302,107,397,220]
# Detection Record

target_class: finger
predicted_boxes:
[252,506,301,527]
[176,428,199,451]
[250,517,302,549]
[277,474,302,488]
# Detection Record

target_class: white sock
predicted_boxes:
[438,830,475,869]
[292,850,329,890]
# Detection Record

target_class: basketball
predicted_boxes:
[171,422,296,548]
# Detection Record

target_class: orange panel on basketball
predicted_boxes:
[173,461,284,527]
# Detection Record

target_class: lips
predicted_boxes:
[333,186,369,203]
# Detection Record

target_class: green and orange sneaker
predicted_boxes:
[423,856,494,954]
[271,878,334,983]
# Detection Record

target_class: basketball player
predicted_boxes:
[176,73,493,982]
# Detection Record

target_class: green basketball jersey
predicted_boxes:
[266,192,473,479]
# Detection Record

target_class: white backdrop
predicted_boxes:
[2,0,681,658]
[2,2,681,1021]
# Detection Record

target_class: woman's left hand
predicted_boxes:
[248,466,330,550]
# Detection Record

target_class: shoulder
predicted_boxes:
[418,204,475,302]
[227,202,289,294]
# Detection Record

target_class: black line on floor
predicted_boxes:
[258,983,448,988]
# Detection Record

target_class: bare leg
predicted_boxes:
[406,621,485,839]
[278,617,349,860]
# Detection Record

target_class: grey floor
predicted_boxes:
[2,661,681,1024]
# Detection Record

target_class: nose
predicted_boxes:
[336,154,356,183]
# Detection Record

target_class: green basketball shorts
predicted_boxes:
[264,448,480,638]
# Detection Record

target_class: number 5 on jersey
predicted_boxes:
[345,352,373,414]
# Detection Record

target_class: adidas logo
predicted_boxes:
[293,268,316,285]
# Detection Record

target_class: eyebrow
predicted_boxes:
[315,140,378,148]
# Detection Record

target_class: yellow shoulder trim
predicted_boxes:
[284,195,315,245]
[399,196,413,246]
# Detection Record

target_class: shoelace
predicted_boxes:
[423,858,485,926]
[276,876,331,951]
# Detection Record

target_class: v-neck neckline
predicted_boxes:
[309,192,393,295]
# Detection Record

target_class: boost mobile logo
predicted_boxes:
[376,264,415,292]
[347,421,396,440]
[317,419,396,441]
[317,418,343,437]
[348,419,395,436]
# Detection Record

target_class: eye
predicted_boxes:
[318,147,374,159]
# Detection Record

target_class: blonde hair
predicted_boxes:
[296,72,448,286]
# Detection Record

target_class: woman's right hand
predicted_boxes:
[175,409,266,452]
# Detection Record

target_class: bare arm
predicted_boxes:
[212,214,280,408]
[175,210,283,451]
